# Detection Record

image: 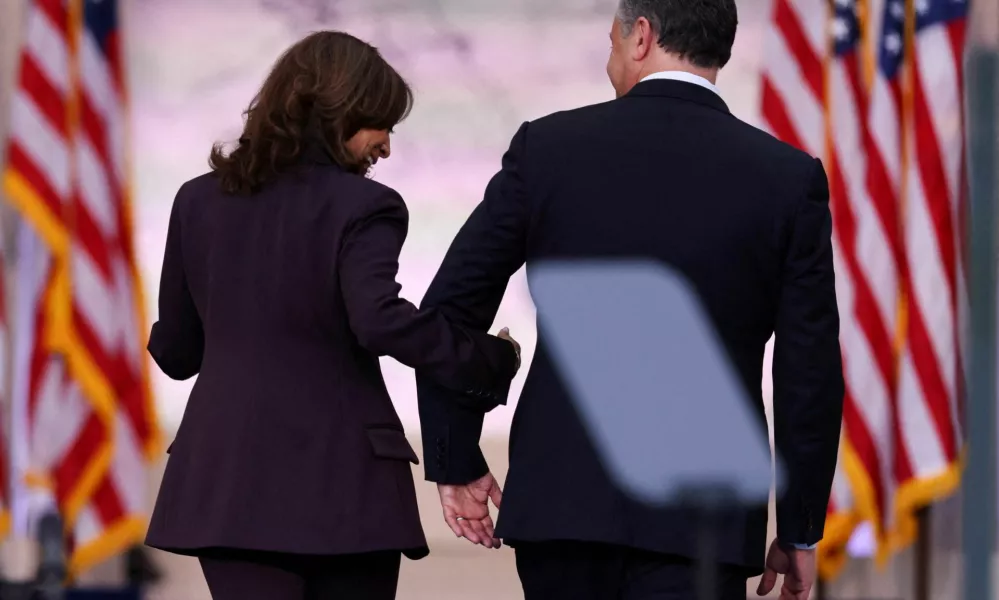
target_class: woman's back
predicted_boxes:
[143,31,517,599]
[177,159,380,391]
[147,162,431,559]
[148,158,514,561]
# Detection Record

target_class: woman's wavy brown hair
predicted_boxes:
[210,31,413,194]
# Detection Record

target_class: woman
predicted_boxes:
[144,31,519,600]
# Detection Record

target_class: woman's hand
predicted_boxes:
[498,327,521,371]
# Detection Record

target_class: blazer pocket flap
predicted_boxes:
[366,428,419,465]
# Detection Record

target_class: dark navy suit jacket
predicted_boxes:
[417,79,845,572]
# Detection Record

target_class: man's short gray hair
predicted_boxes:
[613,0,739,69]
[616,0,663,39]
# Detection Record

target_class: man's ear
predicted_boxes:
[631,17,655,61]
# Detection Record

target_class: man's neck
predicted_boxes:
[638,55,719,85]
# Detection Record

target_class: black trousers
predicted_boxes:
[513,541,752,600]
[198,548,401,600]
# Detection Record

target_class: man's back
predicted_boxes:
[418,78,843,572]
[421,2,843,596]
[520,78,835,567]
[525,79,810,376]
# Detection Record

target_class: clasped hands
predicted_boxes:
[437,471,504,549]
[436,327,519,549]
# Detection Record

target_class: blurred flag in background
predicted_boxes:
[0,245,10,540]
[1,0,159,576]
[761,0,967,580]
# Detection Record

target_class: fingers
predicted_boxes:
[444,502,493,548]
[496,327,520,370]
[452,516,501,549]
[778,586,809,600]
[482,515,502,548]
[488,481,503,509]
[464,517,499,548]
[441,506,464,538]
[498,328,521,358]
[756,568,778,596]
[780,576,811,600]
[459,517,500,548]
[457,518,484,545]
[439,480,502,549]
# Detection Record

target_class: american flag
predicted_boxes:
[893,0,967,549]
[760,0,860,578]
[761,0,967,578]
[1,0,158,575]
[827,0,899,572]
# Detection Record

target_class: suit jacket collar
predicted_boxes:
[300,140,336,166]
[300,113,339,167]
[625,79,730,115]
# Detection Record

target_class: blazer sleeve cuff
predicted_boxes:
[787,542,819,550]
[776,491,825,547]
[147,321,201,381]
[474,331,519,384]
[419,393,490,484]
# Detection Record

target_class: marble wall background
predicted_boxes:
[121,0,770,436]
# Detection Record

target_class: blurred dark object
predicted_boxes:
[816,577,828,600]
[123,547,160,587]
[914,507,930,600]
[676,483,737,600]
[64,591,140,600]
[36,512,66,600]
[0,582,36,600]
[962,44,998,600]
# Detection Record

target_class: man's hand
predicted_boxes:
[437,472,503,549]
[498,327,521,370]
[756,539,816,599]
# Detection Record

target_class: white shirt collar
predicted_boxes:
[639,71,720,97]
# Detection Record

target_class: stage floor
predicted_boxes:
[145,540,522,600]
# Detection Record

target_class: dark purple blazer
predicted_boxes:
[144,149,517,560]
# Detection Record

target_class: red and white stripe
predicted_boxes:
[66,0,153,565]
[855,0,907,547]
[760,0,860,569]
[760,0,827,156]
[0,243,9,536]
[761,0,968,572]
[895,0,966,519]
[3,0,99,532]
[2,0,155,573]
[828,0,905,554]
[5,0,73,225]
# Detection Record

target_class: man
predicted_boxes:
[417,1,845,598]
